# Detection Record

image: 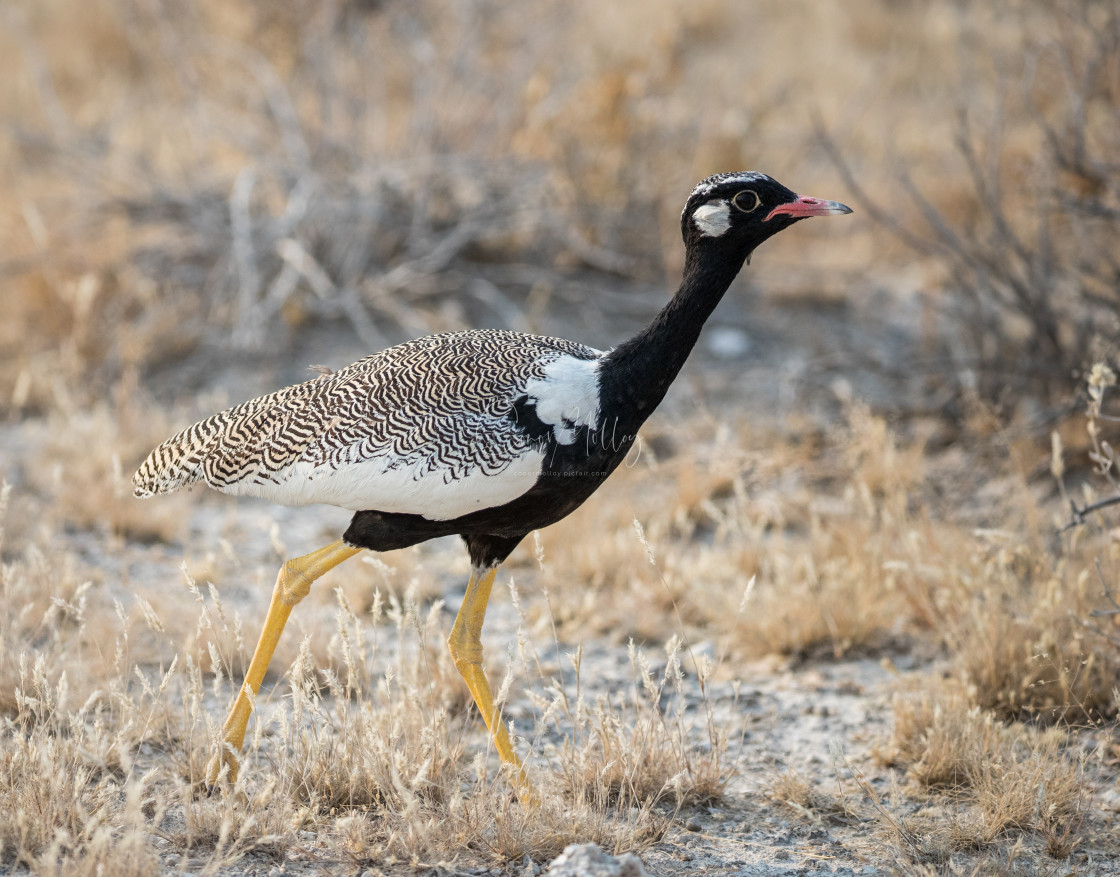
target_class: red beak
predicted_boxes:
[765,195,853,222]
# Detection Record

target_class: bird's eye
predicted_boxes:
[732,190,761,213]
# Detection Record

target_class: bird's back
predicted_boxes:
[133,330,600,518]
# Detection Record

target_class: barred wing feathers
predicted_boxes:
[133,330,601,521]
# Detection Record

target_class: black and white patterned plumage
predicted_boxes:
[136,172,851,567]
[134,330,603,521]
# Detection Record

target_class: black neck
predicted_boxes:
[599,245,747,434]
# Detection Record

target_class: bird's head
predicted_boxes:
[680,172,852,262]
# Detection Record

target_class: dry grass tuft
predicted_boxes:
[889,680,997,789]
[25,398,187,545]
[0,486,188,723]
[170,779,300,866]
[555,637,734,809]
[332,782,668,870]
[766,767,854,823]
[884,680,1089,856]
[0,664,162,875]
[968,732,1085,844]
[937,499,1120,723]
[279,595,465,812]
[535,404,923,661]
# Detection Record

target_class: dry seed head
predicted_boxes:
[369,588,384,624]
[207,641,224,692]
[696,653,713,685]
[113,596,128,630]
[737,574,757,614]
[135,595,165,632]
[632,518,656,565]
[157,655,178,696]
[206,581,225,621]
[1088,362,1116,394]
[533,530,546,569]
[180,561,202,603]
[494,659,514,708]
[134,664,154,698]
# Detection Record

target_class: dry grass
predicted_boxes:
[532,396,1120,730]
[8,1,1109,404]
[0,485,727,872]
[877,678,1091,863]
[0,641,165,875]
[553,637,733,809]
[279,594,466,813]
[21,396,187,545]
[765,767,855,824]
[533,404,922,660]
[4,401,1118,873]
[4,372,1119,871]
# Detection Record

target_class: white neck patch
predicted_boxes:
[692,200,732,237]
[523,354,602,444]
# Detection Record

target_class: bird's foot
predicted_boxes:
[509,765,541,809]
[203,743,240,795]
[516,784,542,808]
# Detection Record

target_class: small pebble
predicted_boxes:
[685,820,702,832]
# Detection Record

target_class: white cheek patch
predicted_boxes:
[692,200,732,237]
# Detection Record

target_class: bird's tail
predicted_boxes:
[132,417,221,498]
[132,377,326,499]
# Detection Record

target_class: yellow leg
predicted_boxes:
[205,539,361,788]
[448,566,535,799]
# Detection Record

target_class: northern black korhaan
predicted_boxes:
[134,172,853,793]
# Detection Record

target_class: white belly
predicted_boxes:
[222,445,547,520]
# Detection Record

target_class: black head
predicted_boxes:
[680,172,852,260]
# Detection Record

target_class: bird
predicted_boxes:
[133,172,852,793]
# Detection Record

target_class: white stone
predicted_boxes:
[543,843,649,877]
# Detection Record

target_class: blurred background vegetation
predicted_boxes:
[2,0,1116,424]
